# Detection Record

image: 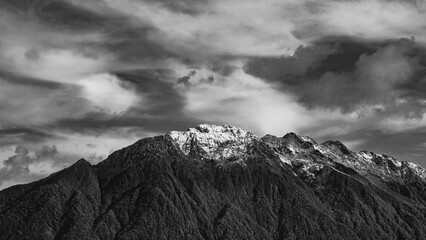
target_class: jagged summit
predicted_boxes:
[321,140,352,155]
[164,124,426,182]
[282,132,316,144]
[166,124,257,160]
[239,126,426,182]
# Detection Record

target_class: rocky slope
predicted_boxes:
[1,124,426,239]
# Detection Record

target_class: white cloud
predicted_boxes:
[14,49,110,82]
[77,73,140,114]
[318,1,425,41]
[0,72,141,126]
[178,66,351,136]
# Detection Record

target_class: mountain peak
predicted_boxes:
[165,125,426,183]
[282,132,303,143]
[193,124,247,134]
[166,124,257,160]
[322,140,352,155]
[282,132,317,144]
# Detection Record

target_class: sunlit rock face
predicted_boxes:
[262,131,426,183]
[1,124,426,240]
[167,124,258,160]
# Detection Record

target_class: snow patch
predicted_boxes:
[167,124,257,160]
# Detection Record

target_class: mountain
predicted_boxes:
[1,124,426,239]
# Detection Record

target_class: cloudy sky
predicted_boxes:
[2,0,426,189]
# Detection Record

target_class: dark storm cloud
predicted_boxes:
[177,70,196,87]
[0,0,176,78]
[245,37,426,116]
[0,128,61,148]
[0,74,95,127]
[143,0,210,15]
[114,69,187,114]
[0,0,117,31]
[0,71,64,90]
[103,26,174,64]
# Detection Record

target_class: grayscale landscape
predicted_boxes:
[1,0,426,239]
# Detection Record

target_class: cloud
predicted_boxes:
[14,49,110,81]
[46,68,201,136]
[245,38,426,117]
[34,145,58,160]
[3,0,426,79]
[294,0,426,42]
[173,65,350,136]
[2,0,425,84]
[94,0,426,61]
[0,142,110,190]
[101,0,304,58]
[77,73,140,114]
[0,128,60,149]
[0,71,141,129]
[0,0,113,31]
[0,145,70,189]
[0,75,92,126]
[3,146,31,175]
[0,9,110,80]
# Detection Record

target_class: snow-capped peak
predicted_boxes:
[166,124,257,160]
[167,124,426,182]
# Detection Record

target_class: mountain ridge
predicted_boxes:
[1,124,426,239]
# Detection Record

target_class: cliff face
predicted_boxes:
[1,124,426,240]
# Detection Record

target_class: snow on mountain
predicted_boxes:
[166,124,258,161]
[280,132,426,182]
[167,124,426,182]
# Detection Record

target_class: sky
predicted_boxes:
[2,0,426,189]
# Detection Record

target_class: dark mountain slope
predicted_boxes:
[0,159,100,240]
[1,125,426,239]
